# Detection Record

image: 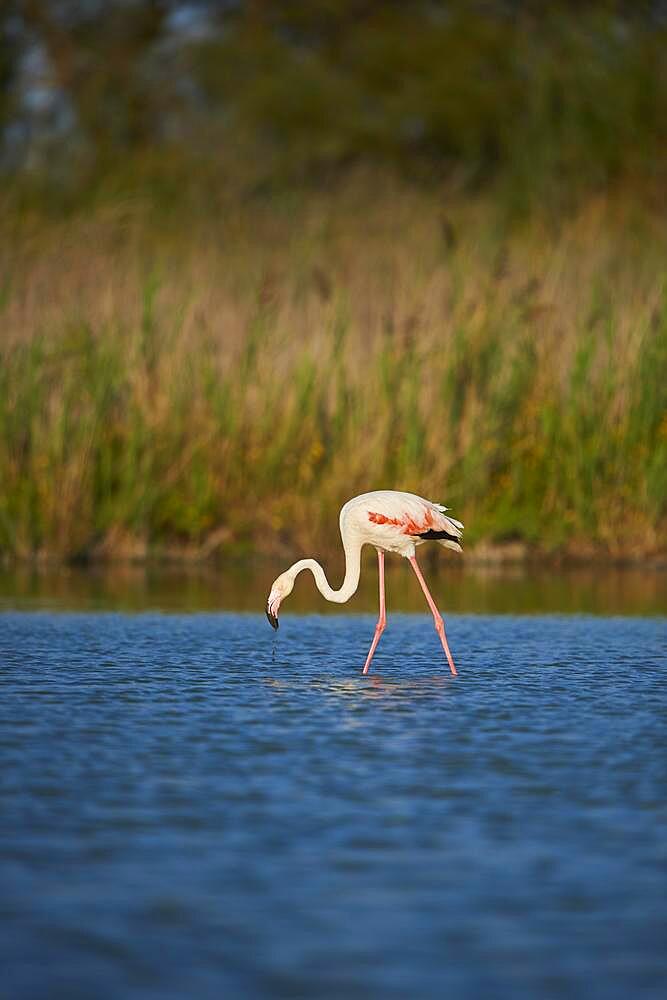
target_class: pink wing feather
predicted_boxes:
[367,497,462,540]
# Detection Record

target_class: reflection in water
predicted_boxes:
[0,560,665,615]
[263,670,450,707]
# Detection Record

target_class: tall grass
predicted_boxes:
[0,172,665,562]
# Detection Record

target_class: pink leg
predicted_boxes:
[362,550,386,675]
[408,556,458,676]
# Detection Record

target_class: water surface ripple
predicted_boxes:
[1,612,666,999]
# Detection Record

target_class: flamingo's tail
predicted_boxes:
[420,509,464,553]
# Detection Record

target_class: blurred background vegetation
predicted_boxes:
[1,0,666,563]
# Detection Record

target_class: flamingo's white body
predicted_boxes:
[266,490,463,675]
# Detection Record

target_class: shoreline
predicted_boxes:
[2,543,665,571]
[2,557,665,619]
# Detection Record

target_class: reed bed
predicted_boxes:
[1,172,665,562]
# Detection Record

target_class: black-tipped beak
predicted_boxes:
[266,604,279,630]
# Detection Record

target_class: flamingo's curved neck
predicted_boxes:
[287,531,362,605]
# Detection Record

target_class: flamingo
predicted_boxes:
[265,490,463,675]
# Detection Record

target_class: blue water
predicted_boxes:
[1,611,666,1000]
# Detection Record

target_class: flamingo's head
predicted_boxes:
[266,572,294,630]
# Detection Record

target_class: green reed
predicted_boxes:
[0,178,665,562]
